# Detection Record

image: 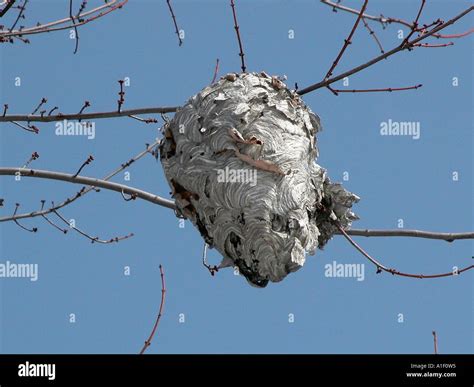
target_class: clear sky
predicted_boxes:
[0,0,472,354]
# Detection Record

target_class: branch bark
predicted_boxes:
[0,106,179,123]
[0,167,175,211]
[0,167,472,242]
[335,228,474,242]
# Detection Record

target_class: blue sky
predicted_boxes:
[0,0,472,353]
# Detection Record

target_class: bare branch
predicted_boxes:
[0,106,179,123]
[362,16,384,53]
[297,6,473,95]
[117,80,125,112]
[9,0,26,32]
[2,165,472,243]
[321,0,473,39]
[69,0,79,54]
[0,0,128,39]
[414,42,454,48]
[139,264,166,354]
[202,242,219,276]
[0,141,162,222]
[0,167,175,210]
[39,201,68,234]
[324,0,368,80]
[31,97,47,115]
[10,120,39,133]
[338,228,474,242]
[12,203,37,233]
[21,151,39,168]
[52,207,133,244]
[328,83,422,94]
[211,58,220,84]
[77,101,90,117]
[128,115,157,124]
[432,331,438,354]
[72,155,94,178]
[166,0,182,46]
[336,223,474,279]
[230,0,246,73]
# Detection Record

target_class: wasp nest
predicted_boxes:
[159,72,359,287]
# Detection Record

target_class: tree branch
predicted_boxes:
[0,0,128,39]
[298,5,473,95]
[139,264,166,354]
[166,0,182,46]
[336,223,474,279]
[0,141,161,222]
[324,0,368,80]
[0,106,179,123]
[1,166,472,243]
[0,167,175,210]
[336,228,474,242]
[230,0,246,73]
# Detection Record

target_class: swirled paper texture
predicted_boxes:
[160,72,359,287]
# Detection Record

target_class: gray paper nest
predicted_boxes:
[160,72,359,287]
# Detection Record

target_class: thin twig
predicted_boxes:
[128,115,158,124]
[435,28,473,39]
[39,201,68,234]
[139,264,166,354]
[48,106,58,116]
[69,0,79,54]
[324,0,368,80]
[77,101,90,116]
[52,207,133,244]
[117,80,125,113]
[336,223,474,279]
[413,42,454,48]
[211,58,220,84]
[121,189,137,201]
[402,0,426,45]
[202,242,219,276]
[72,155,94,178]
[166,0,182,46]
[230,0,246,73]
[10,121,39,133]
[9,0,27,32]
[12,203,37,233]
[76,0,87,18]
[22,151,39,168]
[432,331,438,354]
[31,98,47,115]
[329,83,422,94]
[362,16,384,53]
